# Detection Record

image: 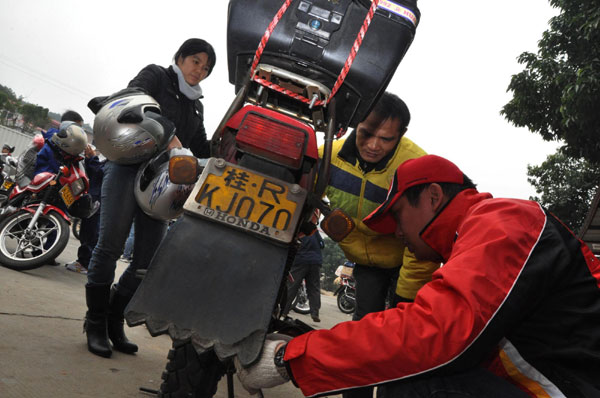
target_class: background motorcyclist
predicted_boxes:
[281,231,325,323]
[34,110,87,175]
[65,144,105,274]
[1,144,18,178]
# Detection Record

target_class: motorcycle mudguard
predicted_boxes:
[125,214,290,367]
[22,204,70,222]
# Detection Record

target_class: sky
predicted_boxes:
[0,0,560,199]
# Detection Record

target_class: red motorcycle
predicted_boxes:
[0,158,90,271]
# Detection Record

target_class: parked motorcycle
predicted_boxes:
[124,0,419,396]
[334,261,356,314]
[291,279,310,315]
[71,217,82,240]
[0,158,90,271]
[0,158,17,209]
[335,276,356,315]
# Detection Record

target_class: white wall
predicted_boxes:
[0,125,35,156]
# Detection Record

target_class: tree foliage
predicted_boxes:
[20,103,49,129]
[527,150,600,232]
[501,0,600,163]
[1,83,52,132]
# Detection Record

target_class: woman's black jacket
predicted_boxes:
[128,64,210,158]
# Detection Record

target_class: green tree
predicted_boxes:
[502,0,600,227]
[501,1,600,163]
[527,151,600,232]
[20,103,50,132]
[0,84,17,102]
[0,91,9,110]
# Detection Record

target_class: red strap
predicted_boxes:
[249,0,380,107]
[328,0,379,103]
[249,0,293,77]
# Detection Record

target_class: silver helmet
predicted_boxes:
[92,92,174,165]
[51,122,88,156]
[134,148,195,221]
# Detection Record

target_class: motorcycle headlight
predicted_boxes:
[70,178,86,197]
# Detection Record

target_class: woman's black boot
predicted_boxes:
[84,284,112,358]
[107,285,138,354]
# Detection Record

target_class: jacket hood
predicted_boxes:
[419,189,493,262]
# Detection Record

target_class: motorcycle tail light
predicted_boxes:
[70,178,86,197]
[236,112,307,169]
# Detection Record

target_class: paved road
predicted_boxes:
[0,234,351,398]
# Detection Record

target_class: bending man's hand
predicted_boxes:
[234,333,293,395]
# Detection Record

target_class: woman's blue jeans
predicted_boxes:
[87,161,167,297]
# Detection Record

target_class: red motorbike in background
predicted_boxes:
[0,157,90,271]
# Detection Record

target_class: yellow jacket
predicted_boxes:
[319,133,439,299]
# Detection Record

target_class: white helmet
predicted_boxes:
[91,91,174,165]
[134,149,195,221]
[51,122,88,156]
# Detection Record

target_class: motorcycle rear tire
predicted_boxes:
[159,341,227,398]
[0,210,70,271]
[337,288,356,314]
[72,217,81,241]
[291,285,311,315]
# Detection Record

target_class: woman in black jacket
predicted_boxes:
[84,38,216,358]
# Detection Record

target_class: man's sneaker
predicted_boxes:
[120,255,132,263]
[65,261,87,274]
[311,315,321,323]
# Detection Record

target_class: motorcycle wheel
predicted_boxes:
[72,217,81,240]
[337,288,356,314]
[0,209,70,271]
[159,341,227,398]
[291,284,311,314]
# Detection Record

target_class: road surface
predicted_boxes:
[0,234,352,397]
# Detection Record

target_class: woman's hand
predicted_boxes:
[166,135,183,151]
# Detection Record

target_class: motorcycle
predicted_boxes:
[334,262,356,314]
[71,217,82,241]
[0,160,17,209]
[0,157,90,271]
[335,275,356,315]
[291,279,311,315]
[124,0,419,396]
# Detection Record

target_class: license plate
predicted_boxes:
[183,158,307,243]
[1,180,14,190]
[60,185,75,207]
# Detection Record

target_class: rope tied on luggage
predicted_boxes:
[249,0,381,107]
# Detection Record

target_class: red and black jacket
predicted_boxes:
[284,189,600,397]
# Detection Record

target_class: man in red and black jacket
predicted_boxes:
[234,155,600,398]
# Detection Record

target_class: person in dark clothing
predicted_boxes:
[65,145,105,274]
[281,232,325,322]
[84,38,216,359]
[34,110,86,176]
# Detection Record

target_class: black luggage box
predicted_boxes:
[227,0,420,131]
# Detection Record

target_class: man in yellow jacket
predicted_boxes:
[319,92,439,398]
